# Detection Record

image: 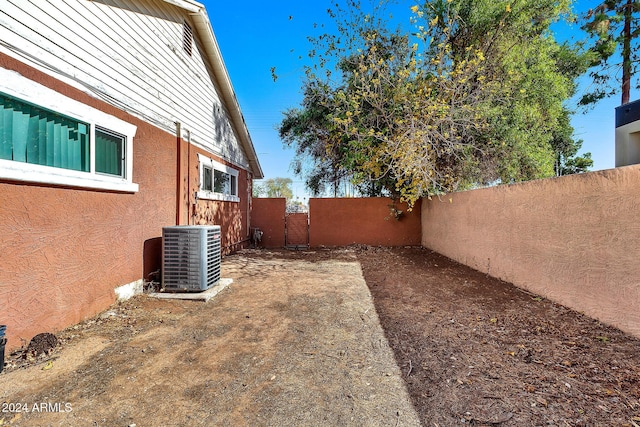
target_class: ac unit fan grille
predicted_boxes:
[162,225,221,292]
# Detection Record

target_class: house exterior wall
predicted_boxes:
[190,146,252,254]
[0,0,249,168]
[138,144,252,292]
[0,51,253,351]
[0,53,177,350]
[0,0,258,350]
[615,120,640,167]
[615,99,640,167]
[421,166,640,338]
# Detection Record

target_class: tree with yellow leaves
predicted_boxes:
[279,0,588,207]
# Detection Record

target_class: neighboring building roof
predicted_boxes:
[615,99,640,128]
[162,0,264,179]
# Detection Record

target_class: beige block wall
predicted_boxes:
[421,166,640,338]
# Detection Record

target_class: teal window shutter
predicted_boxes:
[0,93,89,172]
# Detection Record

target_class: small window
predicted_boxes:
[95,127,125,177]
[230,174,237,196]
[202,165,213,191]
[183,21,193,56]
[198,154,239,202]
[213,169,230,194]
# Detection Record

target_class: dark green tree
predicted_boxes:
[581,0,640,105]
[279,83,350,197]
[550,108,594,176]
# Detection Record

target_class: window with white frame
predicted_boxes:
[0,69,137,192]
[198,154,239,202]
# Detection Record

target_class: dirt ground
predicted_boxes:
[2,247,640,426]
[357,247,640,426]
[0,249,420,427]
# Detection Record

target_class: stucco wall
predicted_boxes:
[190,147,252,254]
[421,165,640,338]
[252,198,286,248]
[0,54,253,350]
[251,197,421,248]
[0,54,177,350]
[310,198,421,247]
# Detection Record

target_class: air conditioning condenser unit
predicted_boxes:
[162,225,221,292]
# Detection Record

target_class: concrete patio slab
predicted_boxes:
[149,278,233,302]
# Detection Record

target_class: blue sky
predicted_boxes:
[205,0,634,201]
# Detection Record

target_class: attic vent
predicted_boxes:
[183,20,193,56]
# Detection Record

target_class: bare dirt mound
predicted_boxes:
[357,246,640,426]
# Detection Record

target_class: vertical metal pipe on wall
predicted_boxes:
[175,121,181,226]
[247,172,252,239]
[186,130,191,226]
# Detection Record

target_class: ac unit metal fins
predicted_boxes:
[162,225,221,292]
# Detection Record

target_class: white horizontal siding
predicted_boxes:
[0,0,248,168]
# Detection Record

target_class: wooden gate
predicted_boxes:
[285,212,309,249]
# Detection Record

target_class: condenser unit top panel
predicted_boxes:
[163,225,221,231]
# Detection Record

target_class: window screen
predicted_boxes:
[95,127,125,177]
[203,165,213,191]
[214,169,230,194]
